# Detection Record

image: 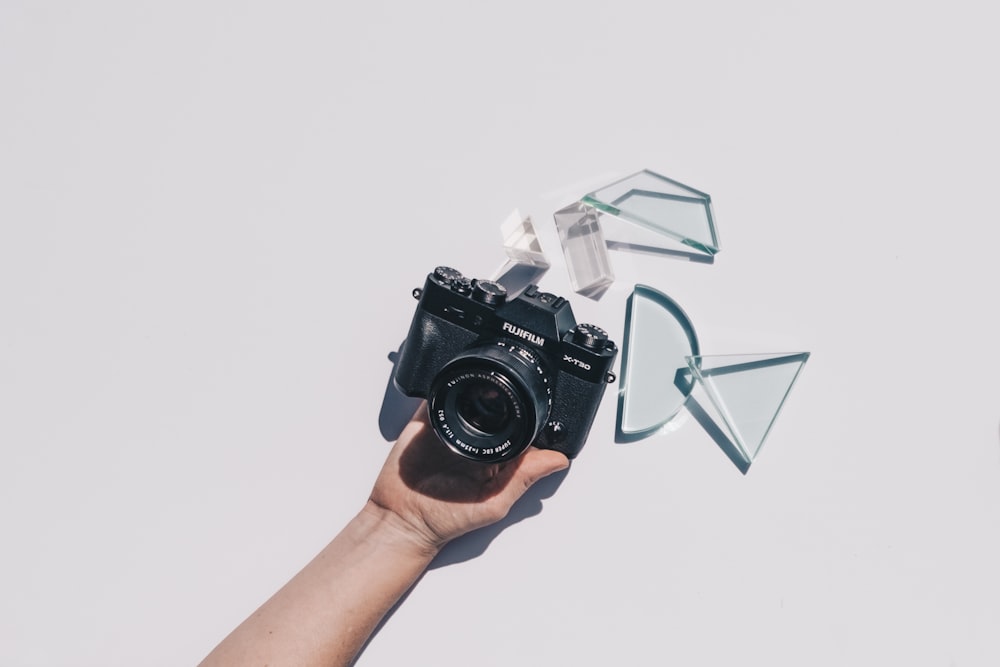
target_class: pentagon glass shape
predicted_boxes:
[686,352,809,464]
[582,169,719,256]
[553,202,614,297]
[616,285,699,441]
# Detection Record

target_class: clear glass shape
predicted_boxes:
[500,209,550,269]
[581,169,720,256]
[553,202,614,297]
[493,209,550,296]
[616,284,699,440]
[686,352,810,465]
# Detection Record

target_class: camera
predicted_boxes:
[394,266,618,463]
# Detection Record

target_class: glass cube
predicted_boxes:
[553,202,614,298]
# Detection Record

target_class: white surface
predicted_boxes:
[2,2,999,666]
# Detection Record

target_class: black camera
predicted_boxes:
[394,266,618,463]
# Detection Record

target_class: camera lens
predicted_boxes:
[455,379,511,435]
[427,342,552,463]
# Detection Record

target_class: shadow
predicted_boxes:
[393,414,565,503]
[684,395,750,475]
[614,405,671,443]
[378,343,424,442]
[692,352,811,378]
[606,240,716,264]
[576,281,613,301]
[611,364,751,473]
[673,367,750,475]
[613,289,638,444]
[493,260,549,299]
[428,466,568,568]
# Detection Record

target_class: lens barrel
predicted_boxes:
[427,341,552,463]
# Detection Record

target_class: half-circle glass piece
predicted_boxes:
[616,284,699,440]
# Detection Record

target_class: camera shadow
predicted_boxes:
[378,341,424,442]
[492,260,549,299]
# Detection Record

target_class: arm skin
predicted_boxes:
[198,404,569,667]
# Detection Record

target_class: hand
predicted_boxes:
[199,403,569,667]
[366,403,570,554]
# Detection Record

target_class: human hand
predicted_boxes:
[200,403,567,667]
[366,403,569,555]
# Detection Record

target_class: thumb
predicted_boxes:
[515,447,570,491]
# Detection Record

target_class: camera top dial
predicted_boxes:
[572,323,610,350]
[433,266,463,285]
[472,280,506,306]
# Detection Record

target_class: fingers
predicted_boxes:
[514,447,570,491]
[409,401,429,424]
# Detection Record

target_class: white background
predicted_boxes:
[2,2,999,665]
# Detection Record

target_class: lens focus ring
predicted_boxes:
[427,341,552,463]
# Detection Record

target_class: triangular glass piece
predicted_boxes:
[581,169,720,257]
[493,209,550,297]
[674,370,753,474]
[553,202,614,298]
[500,209,550,269]
[685,353,809,463]
[616,285,699,441]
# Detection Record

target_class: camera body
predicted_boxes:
[394,266,618,462]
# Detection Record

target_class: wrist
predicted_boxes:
[358,500,444,560]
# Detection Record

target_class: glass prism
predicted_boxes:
[685,353,809,464]
[581,169,720,257]
[553,202,614,297]
[500,209,550,269]
[492,209,550,297]
[616,285,699,440]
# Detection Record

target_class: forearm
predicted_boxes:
[199,502,440,667]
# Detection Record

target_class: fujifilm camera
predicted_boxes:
[394,266,618,463]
